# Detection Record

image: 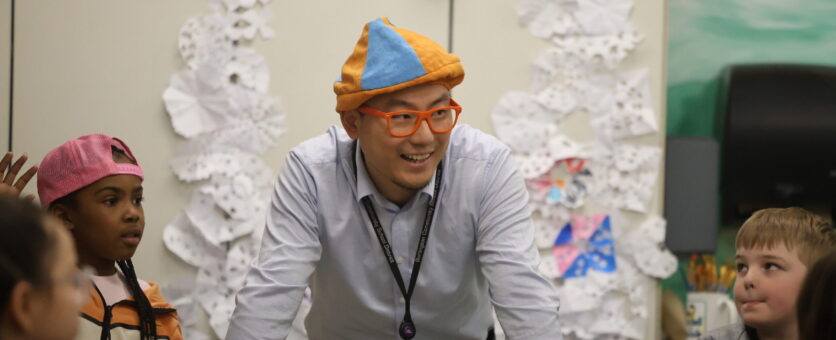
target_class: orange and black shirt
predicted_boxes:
[77,282,182,340]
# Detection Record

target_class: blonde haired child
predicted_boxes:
[701,207,835,340]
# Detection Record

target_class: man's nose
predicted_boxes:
[408,119,434,144]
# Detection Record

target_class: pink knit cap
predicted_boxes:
[37,134,143,208]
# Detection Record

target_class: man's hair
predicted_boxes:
[735,207,835,267]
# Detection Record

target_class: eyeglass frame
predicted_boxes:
[356,99,463,137]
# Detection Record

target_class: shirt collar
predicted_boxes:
[353,140,437,207]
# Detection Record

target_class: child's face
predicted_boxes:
[18,219,82,340]
[733,243,808,331]
[66,174,144,268]
[34,219,82,340]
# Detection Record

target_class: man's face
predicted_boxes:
[733,243,808,331]
[343,84,452,204]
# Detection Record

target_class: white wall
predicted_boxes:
[14,0,209,286]
[11,0,667,338]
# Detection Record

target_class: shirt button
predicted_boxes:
[396,256,405,264]
[399,297,406,304]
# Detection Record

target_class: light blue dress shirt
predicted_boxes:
[226,125,562,340]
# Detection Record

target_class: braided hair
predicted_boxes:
[113,145,157,339]
[117,259,157,340]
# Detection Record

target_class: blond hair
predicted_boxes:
[736,207,835,267]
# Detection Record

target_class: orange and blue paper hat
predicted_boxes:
[333,17,465,112]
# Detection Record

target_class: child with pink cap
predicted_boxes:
[37,134,182,340]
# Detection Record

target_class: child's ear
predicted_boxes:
[7,281,38,332]
[340,110,362,139]
[48,205,75,230]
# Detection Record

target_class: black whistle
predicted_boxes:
[399,321,416,340]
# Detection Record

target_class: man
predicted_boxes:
[226,17,562,340]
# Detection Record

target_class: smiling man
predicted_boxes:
[226,18,562,340]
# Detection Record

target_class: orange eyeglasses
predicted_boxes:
[357,99,462,137]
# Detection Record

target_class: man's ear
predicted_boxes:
[7,281,38,332]
[340,110,362,139]
[48,205,75,230]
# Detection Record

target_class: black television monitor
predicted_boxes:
[718,64,836,222]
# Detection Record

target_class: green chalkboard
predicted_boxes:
[666,0,836,137]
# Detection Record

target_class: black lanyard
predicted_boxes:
[354,142,443,340]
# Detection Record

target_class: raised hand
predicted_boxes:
[0,152,39,201]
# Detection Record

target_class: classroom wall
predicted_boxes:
[9,0,667,338]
